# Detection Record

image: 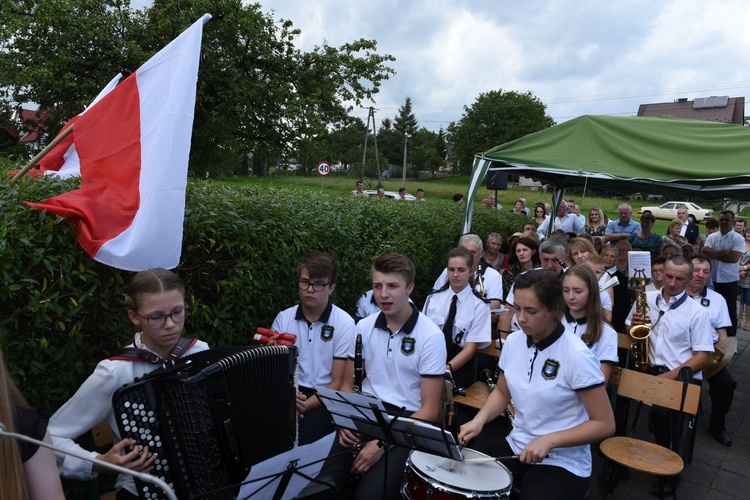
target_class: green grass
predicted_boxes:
[221,173,727,236]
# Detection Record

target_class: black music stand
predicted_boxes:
[315,387,462,460]
[237,432,344,499]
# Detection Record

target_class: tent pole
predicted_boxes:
[548,187,567,239]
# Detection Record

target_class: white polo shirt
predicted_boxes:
[422,284,491,349]
[598,274,613,312]
[500,326,604,477]
[562,312,618,365]
[433,266,503,302]
[625,290,714,380]
[272,301,355,389]
[704,230,745,283]
[352,304,446,412]
[355,290,381,322]
[689,288,731,343]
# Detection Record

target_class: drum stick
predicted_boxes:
[463,452,556,464]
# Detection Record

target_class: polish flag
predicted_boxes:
[26,14,210,271]
[35,73,123,179]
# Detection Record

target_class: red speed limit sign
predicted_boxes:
[317,162,331,176]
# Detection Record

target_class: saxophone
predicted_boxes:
[476,264,486,297]
[629,269,651,372]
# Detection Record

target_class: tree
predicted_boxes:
[376,117,402,166]
[0,0,148,137]
[0,0,396,177]
[447,89,554,175]
[409,127,442,178]
[393,96,418,137]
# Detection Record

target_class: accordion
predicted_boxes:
[112,345,298,499]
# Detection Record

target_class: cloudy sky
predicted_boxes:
[252,0,750,131]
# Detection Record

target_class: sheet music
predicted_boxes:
[628,251,652,279]
[238,432,335,500]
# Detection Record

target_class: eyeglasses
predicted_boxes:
[298,280,332,292]
[135,307,188,328]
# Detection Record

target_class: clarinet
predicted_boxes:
[353,334,363,394]
[349,334,364,488]
[481,369,514,424]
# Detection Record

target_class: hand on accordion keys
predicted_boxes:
[252,327,296,346]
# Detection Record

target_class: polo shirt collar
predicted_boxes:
[295,300,333,323]
[374,303,420,334]
[564,311,586,325]
[616,219,633,227]
[526,322,565,350]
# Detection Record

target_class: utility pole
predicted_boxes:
[401,132,410,189]
[360,106,382,188]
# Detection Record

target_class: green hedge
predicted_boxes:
[0,175,528,409]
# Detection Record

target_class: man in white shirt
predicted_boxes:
[537,202,583,239]
[702,210,745,336]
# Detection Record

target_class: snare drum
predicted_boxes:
[402,448,512,499]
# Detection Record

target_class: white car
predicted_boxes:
[638,201,713,223]
[352,189,416,201]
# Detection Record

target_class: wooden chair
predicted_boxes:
[452,343,499,410]
[599,368,701,500]
[90,421,116,500]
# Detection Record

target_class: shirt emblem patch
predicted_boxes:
[541,358,560,380]
[321,325,334,342]
[401,337,416,355]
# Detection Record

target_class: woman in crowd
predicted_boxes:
[49,269,209,499]
[662,218,688,251]
[1,347,64,500]
[628,211,663,257]
[423,247,491,388]
[512,198,526,215]
[739,229,750,330]
[533,203,548,226]
[503,236,540,299]
[458,270,615,500]
[562,265,618,380]
[568,237,597,266]
[584,206,607,237]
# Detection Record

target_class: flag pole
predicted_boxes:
[11,125,74,182]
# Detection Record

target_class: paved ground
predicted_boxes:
[593,328,750,499]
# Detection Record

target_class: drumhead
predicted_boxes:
[408,448,512,492]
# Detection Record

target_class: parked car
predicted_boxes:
[638,201,713,223]
[351,189,416,201]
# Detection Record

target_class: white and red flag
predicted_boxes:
[26,14,210,271]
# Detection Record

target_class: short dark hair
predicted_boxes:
[416,188,424,194]
[447,247,474,268]
[372,252,416,285]
[453,193,464,202]
[706,218,719,229]
[513,269,565,318]
[299,252,338,283]
[398,187,406,194]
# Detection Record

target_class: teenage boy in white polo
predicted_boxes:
[272,252,355,445]
[325,252,446,500]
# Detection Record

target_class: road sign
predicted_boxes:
[317,162,331,176]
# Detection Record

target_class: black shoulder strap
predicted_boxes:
[108,336,197,364]
[472,289,490,303]
[428,281,451,295]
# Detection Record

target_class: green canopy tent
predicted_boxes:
[462,115,750,233]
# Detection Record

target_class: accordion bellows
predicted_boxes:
[113,345,298,499]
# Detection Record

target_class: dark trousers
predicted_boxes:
[310,436,410,500]
[299,386,335,445]
[474,439,590,500]
[707,367,736,432]
[713,281,739,336]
